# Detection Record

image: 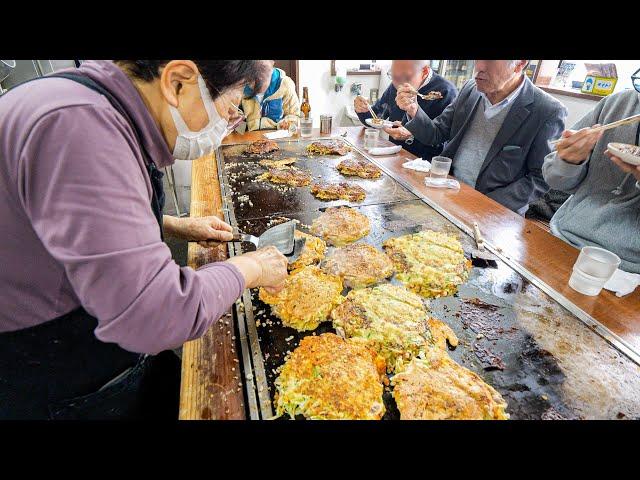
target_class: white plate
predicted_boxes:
[608,142,640,166]
[365,118,394,129]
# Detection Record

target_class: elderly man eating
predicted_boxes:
[354,60,457,160]
[397,60,567,215]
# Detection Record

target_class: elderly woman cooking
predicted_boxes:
[0,60,289,419]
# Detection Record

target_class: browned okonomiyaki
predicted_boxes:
[244,138,280,155]
[336,158,382,179]
[310,207,370,246]
[306,140,351,156]
[310,182,366,202]
[257,167,312,187]
[321,243,394,288]
[288,230,327,272]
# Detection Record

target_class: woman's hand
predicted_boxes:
[383,121,413,141]
[606,149,640,183]
[164,215,234,242]
[555,126,603,164]
[226,246,288,293]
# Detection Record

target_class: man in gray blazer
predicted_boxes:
[398,60,567,215]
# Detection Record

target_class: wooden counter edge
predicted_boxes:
[178,150,249,420]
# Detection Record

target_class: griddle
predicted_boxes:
[216,136,640,420]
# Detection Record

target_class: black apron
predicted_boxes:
[0,72,176,420]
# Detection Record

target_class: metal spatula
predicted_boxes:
[470,222,498,268]
[232,220,297,255]
[231,220,307,263]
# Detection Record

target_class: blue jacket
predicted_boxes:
[357,73,457,160]
[405,77,568,215]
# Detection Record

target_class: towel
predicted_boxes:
[424,177,461,190]
[603,268,640,297]
[263,130,291,140]
[402,158,431,172]
[367,145,402,156]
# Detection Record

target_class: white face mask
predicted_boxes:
[169,75,229,160]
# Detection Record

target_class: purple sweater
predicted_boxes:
[0,61,245,354]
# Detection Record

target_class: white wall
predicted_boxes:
[298,60,391,127]
[549,92,599,127]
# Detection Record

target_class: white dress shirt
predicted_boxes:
[481,76,526,119]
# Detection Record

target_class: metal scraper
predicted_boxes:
[232,220,297,255]
[470,221,498,268]
[205,220,306,263]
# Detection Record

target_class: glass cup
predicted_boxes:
[574,246,621,279]
[568,268,608,296]
[364,128,379,149]
[425,156,452,186]
[568,246,620,296]
[300,117,313,138]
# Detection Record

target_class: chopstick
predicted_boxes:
[550,114,640,146]
[366,101,378,120]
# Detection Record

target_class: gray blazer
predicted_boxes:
[405,77,567,215]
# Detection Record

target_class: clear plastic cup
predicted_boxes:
[575,246,620,279]
[568,267,608,296]
[364,128,379,148]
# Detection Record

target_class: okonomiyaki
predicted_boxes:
[288,230,327,272]
[330,284,431,373]
[274,333,386,420]
[383,230,471,298]
[306,140,351,156]
[244,138,280,155]
[310,182,366,202]
[258,265,343,331]
[257,167,311,187]
[392,350,509,420]
[310,206,370,246]
[336,158,382,179]
[321,243,394,288]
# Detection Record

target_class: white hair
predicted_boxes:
[413,60,429,68]
[509,60,530,71]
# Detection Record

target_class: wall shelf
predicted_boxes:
[346,70,381,76]
[540,86,603,102]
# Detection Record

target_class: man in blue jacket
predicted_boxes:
[354,60,457,160]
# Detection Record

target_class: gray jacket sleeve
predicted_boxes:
[542,97,607,193]
[404,84,463,146]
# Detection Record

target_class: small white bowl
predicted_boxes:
[608,142,640,166]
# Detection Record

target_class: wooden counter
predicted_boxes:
[179,126,640,420]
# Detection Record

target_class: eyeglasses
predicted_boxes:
[632,67,640,94]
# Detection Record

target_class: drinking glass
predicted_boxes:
[426,156,452,186]
[300,117,313,138]
[364,128,379,148]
